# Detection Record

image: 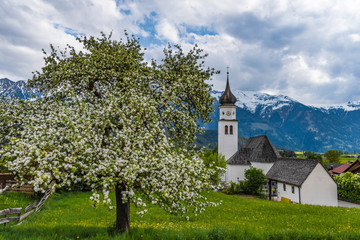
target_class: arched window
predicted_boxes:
[230,125,233,135]
[225,125,228,135]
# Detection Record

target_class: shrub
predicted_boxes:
[241,167,267,195]
[223,167,267,195]
[334,173,360,202]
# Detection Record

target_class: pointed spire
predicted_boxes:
[219,70,237,105]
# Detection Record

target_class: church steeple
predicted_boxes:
[218,70,238,165]
[219,71,237,105]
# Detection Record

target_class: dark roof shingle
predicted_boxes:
[266,158,319,186]
[227,148,251,165]
[228,135,280,165]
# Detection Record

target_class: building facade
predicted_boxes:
[218,73,280,182]
[218,72,238,160]
[266,159,338,206]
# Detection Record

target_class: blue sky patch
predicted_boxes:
[53,24,84,38]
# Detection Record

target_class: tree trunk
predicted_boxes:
[115,184,130,232]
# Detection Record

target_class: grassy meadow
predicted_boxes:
[294,151,357,164]
[1,191,360,239]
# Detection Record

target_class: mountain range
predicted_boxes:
[0,78,42,99]
[1,78,360,153]
[204,90,360,153]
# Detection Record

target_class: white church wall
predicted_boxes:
[276,182,300,203]
[218,120,238,160]
[219,106,236,120]
[250,162,274,175]
[226,165,250,182]
[300,163,338,207]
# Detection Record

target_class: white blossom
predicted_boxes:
[0,34,219,219]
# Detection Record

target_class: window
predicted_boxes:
[222,111,225,115]
[225,125,228,135]
[230,125,233,135]
[283,183,286,191]
[292,186,295,194]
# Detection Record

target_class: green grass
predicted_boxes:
[0,192,38,227]
[295,152,357,165]
[338,156,357,164]
[0,192,37,209]
[1,191,360,239]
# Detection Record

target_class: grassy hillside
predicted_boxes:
[1,191,360,239]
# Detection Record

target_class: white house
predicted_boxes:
[266,159,338,207]
[218,72,280,182]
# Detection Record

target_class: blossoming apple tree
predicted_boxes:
[0,33,220,232]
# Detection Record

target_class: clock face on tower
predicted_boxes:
[226,111,231,116]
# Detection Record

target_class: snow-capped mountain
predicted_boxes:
[2,77,360,152]
[0,78,42,99]
[212,90,297,115]
[207,90,360,153]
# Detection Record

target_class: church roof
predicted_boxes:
[228,135,281,165]
[227,148,252,165]
[244,135,282,161]
[266,158,319,186]
[219,73,237,105]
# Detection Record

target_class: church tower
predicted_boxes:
[218,71,238,160]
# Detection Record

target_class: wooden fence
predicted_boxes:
[0,202,36,226]
[0,173,33,193]
[0,182,54,226]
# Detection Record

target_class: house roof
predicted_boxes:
[228,135,280,165]
[344,159,360,174]
[327,162,343,170]
[329,162,352,175]
[266,158,319,186]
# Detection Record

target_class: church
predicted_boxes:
[217,72,338,206]
[218,72,281,183]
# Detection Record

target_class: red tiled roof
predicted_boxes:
[329,163,352,174]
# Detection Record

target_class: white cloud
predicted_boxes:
[281,55,331,85]
[155,19,179,43]
[2,0,360,104]
[349,34,360,42]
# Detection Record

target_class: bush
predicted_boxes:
[223,167,267,195]
[242,167,267,194]
[334,173,360,202]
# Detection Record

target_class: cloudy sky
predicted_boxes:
[1,0,360,105]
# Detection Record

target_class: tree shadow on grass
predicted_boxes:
[0,225,236,240]
[0,224,110,240]
[1,224,349,240]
